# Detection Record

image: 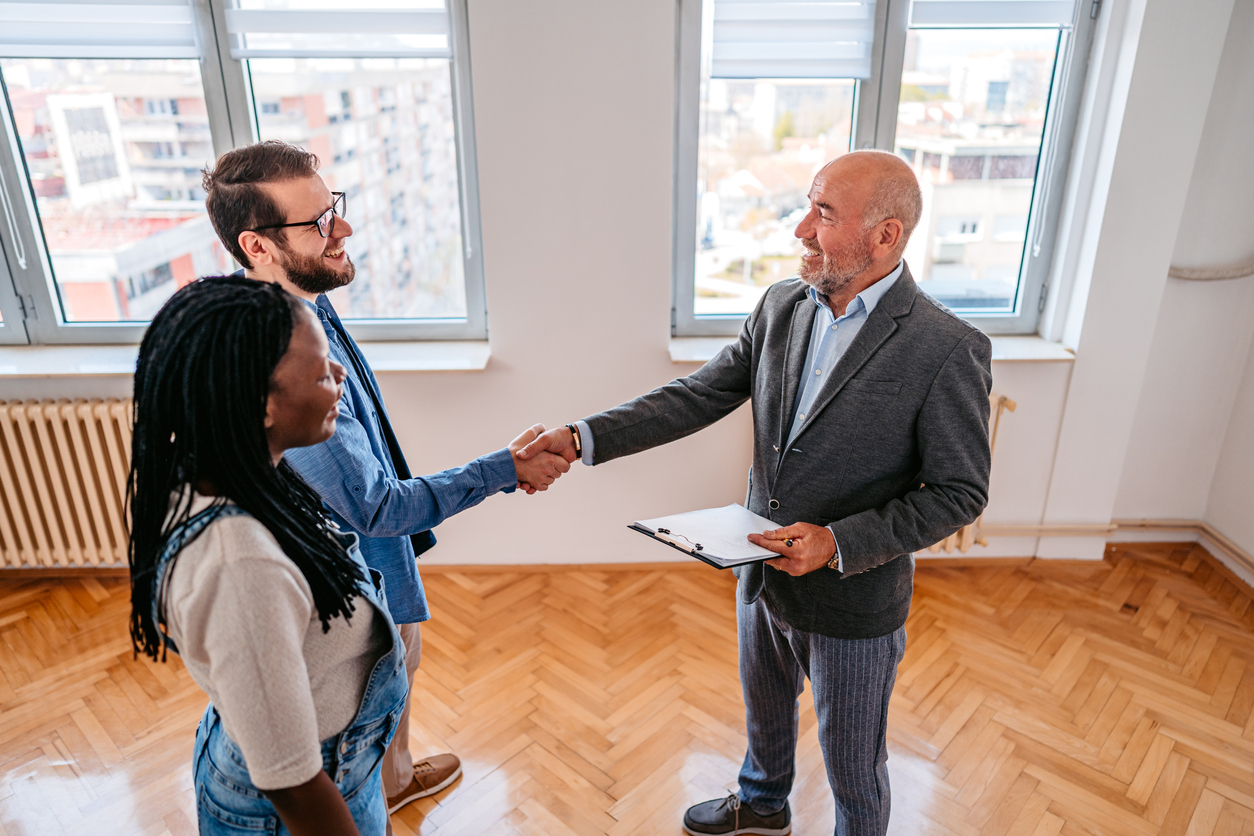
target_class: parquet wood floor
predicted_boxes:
[3,543,1254,835]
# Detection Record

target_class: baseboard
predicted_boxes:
[915,556,1034,568]
[1112,519,1254,588]
[2,522,1246,585]
[0,565,129,578]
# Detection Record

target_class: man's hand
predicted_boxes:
[516,426,580,464]
[510,424,571,494]
[748,522,837,577]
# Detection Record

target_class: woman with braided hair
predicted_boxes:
[127,275,405,835]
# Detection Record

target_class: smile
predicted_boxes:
[325,247,344,258]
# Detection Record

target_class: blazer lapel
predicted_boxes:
[777,297,817,449]
[789,270,918,443]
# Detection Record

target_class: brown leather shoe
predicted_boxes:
[386,753,462,812]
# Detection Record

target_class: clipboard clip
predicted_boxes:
[656,528,703,552]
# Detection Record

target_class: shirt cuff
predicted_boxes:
[574,420,595,466]
[827,525,843,573]
[483,447,519,493]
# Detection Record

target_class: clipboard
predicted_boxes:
[628,504,777,569]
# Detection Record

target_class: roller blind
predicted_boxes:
[225,4,451,59]
[0,0,198,59]
[711,0,879,79]
[909,0,1077,27]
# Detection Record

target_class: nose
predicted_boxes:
[795,207,816,239]
[331,216,353,240]
[331,360,347,384]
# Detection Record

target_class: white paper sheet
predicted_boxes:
[633,503,779,567]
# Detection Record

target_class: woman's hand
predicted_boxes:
[264,771,361,836]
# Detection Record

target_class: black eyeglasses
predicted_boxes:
[253,192,346,238]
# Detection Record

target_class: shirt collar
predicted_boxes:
[808,260,904,319]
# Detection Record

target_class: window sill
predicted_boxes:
[668,335,1075,364]
[0,341,491,378]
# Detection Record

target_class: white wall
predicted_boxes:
[1208,335,1254,556]
[1112,0,1254,533]
[1112,279,1254,521]
[4,0,1252,568]
[1035,0,1236,560]
[380,0,754,565]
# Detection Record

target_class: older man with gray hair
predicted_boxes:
[520,150,993,835]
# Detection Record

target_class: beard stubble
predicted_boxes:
[797,231,874,300]
[278,242,356,295]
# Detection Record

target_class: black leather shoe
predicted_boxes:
[682,794,791,835]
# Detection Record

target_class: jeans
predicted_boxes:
[169,508,408,836]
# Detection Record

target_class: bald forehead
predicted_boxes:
[810,151,915,211]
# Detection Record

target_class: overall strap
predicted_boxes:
[152,504,251,656]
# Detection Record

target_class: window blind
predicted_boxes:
[0,1,198,59]
[224,6,451,59]
[909,0,1077,27]
[711,1,878,80]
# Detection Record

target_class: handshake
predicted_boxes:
[507,424,580,495]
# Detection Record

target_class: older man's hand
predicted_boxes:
[516,426,580,464]
[510,424,572,494]
[749,522,838,576]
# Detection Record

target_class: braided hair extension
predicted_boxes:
[127,276,364,662]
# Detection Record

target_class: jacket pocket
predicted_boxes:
[843,378,903,396]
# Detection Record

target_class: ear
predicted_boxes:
[875,218,904,256]
[239,230,278,268]
[264,389,278,431]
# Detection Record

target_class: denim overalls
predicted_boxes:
[154,505,408,836]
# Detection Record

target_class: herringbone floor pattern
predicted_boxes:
[2,543,1254,835]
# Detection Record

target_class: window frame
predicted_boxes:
[0,0,488,345]
[671,0,1098,337]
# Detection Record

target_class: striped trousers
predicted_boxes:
[736,595,907,836]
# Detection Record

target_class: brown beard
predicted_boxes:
[797,233,874,299]
[278,243,355,295]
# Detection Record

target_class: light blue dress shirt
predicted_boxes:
[576,262,904,571]
[785,261,904,446]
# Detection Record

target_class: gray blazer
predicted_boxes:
[585,265,992,639]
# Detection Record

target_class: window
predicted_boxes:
[673,0,1098,336]
[250,59,466,320]
[2,58,231,325]
[674,0,876,333]
[0,0,484,344]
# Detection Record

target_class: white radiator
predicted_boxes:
[0,399,131,569]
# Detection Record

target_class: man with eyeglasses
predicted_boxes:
[201,140,571,826]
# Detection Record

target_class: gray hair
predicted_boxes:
[850,150,923,251]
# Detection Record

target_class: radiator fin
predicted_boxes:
[0,399,132,569]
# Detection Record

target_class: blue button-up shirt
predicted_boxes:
[284,296,517,624]
[575,263,904,572]
[785,261,903,445]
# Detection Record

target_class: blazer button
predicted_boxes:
[769,499,780,510]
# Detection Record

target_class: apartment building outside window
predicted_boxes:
[673,0,1098,336]
[0,0,484,345]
